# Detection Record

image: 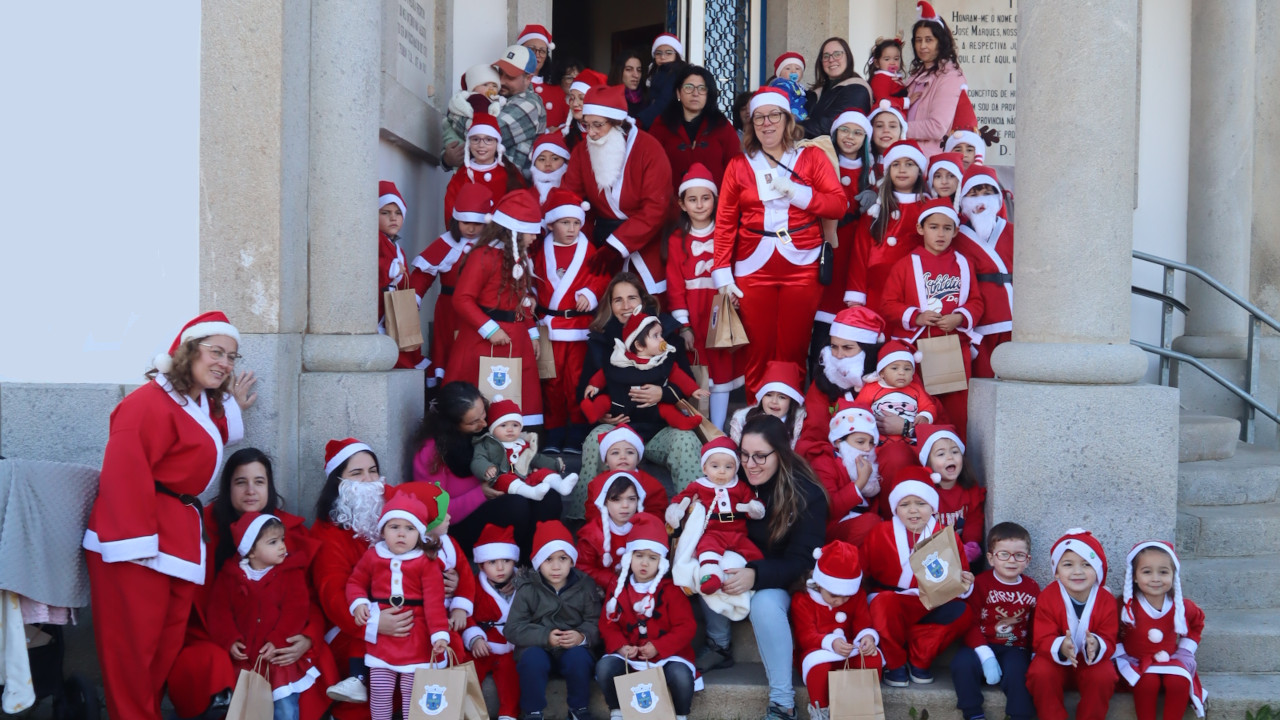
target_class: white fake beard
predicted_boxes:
[839,443,881,499]
[331,478,386,543]
[820,345,866,391]
[587,127,626,192]
[531,165,568,202]
[961,195,1002,241]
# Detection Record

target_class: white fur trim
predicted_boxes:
[488,412,523,432]
[678,177,719,197]
[626,538,669,557]
[582,103,628,121]
[598,427,645,461]
[493,210,542,235]
[379,194,407,218]
[929,159,962,184]
[517,30,552,47]
[652,35,684,58]
[453,210,489,223]
[917,429,965,466]
[467,124,502,142]
[532,539,577,570]
[918,204,959,226]
[831,110,872,138]
[755,381,805,406]
[945,131,984,155]
[883,143,927,173]
[960,174,1001,198]
[543,204,586,225]
[236,514,279,557]
[181,321,241,345]
[700,445,739,469]
[888,480,939,513]
[748,92,790,117]
[812,566,862,596]
[324,442,373,476]
[876,350,915,373]
[473,541,520,565]
[831,322,883,345]
[377,509,427,538]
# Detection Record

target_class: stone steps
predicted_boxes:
[1178,501,1280,557]
[1197,609,1280,673]
[1179,414,1241,462]
[1179,444,1280,506]
[1180,553,1280,609]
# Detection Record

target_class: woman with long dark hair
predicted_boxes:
[800,37,872,138]
[608,48,647,118]
[904,4,969,158]
[647,64,742,190]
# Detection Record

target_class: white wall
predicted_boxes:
[450,0,508,93]
[848,0,897,75]
[0,3,200,384]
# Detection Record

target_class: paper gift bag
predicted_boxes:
[536,324,556,379]
[677,398,725,443]
[917,332,969,395]
[909,527,967,610]
[828,657,885,720]
[455,658,488,720]
[408,661,467,720]
[614,663,678,720]
[226,658,273,720]
[708,293,749,350]
[478,350,522,407]
[689,352,711,416]
[383,288,424,352]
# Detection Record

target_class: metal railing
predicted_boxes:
[1131,250,1280,442]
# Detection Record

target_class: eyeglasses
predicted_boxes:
[680,83,709,95]
[469,136,497,146]
[739,449,776,466]
[993,551,1030,562]
[199,343,243,364]
[836,126,865,138]
[528,46,548,58]
[821,50,846,61]
[584,120,612,131]
[752,111,785,126]
[654,48,677,59]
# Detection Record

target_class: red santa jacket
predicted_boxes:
[808,447,874,526]
[562,125,674,294]
[936,483,986,547]
[1032,581,1118,667]
[443,162,522,221]
[83,378,241,584]
[954,218,1014,335]
[962,571,1038,650]
[575,518,634,591]
[870,71,906,104]
[880,247,984,344]
[672,477,757,528]
[791,587,879,682]
[665,224,718,326]
[533,78,568,129]
[646,115,743,191]
[712,147,848,289]
[206,556,316,692]
[863,517,969,598]
[410,232,476,299]
[378,233,408,303]
[797,382,859,464]
[435,534,477,616]
[855,379,939,428]
[817,158,869,320]
[533,234,608,341]
[1116,596,1207,713]
[345,543,452,670]
[847,195,925,309]
[453,244,538,341]
[461,574,516,655]
[600,577,698,669]
[582,469,670,526]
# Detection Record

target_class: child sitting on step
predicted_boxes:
[471,397,578,500]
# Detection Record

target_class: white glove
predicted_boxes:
[736,500,766,520]
[665,497,690,529]
[718,282,744,299]
[770,173,798,199]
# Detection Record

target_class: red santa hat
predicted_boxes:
[516,24,555,50]
[486,395,523,433]
[232,512,281,557]
[621,312,661,350]
[388,482,451,533]
[678,162,719,197]
[946,129,986,162]
[830,108,872,140]
[652,32,684,59]
[928,152,964,188]
[877,339,920,373]
[153,310,241,374]
[811,540,863,597]
[606,513,670,618]
[1122,540,1186,635]
[889,466,942,512]
[473,523,520,564]
[467,112,502,142]
[542,187,588,225]
[917,196,960,226]
[748,86,791,117]
[582,84,629,121]
[917,1,945,27]
[531,520,578,569]
[868,97,910,135]
[755,361,806,406]
[324,437,374,476]
[378,180,407,218]
[452,183,495,224]
[492,190,542,279]
[831,306,886,345]
[598,424,646,461]
[568,68,608,96]
[883,139,928,174]
[828,399,879,445]
[915,424,965,467]
[496,44,539,76]
[960,163,1002,198]
[461,62,500,92]
[1051,528,1109,586]
[700,436,739,470]
[773,51,806,77]
[532,131,571,162]
[376,493,431,539]
[587,470,647,568]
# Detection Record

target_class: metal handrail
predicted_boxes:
[1131,341,1280,426]
[1133,251,1280,333]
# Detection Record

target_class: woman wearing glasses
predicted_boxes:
[648,65,743,191]
[635,32,688,130]
[83,311,258,720]
[800,37,873,139]
[696,415,828,720]
[712,87,847,396]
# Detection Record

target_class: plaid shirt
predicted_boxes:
[498,87,546,175]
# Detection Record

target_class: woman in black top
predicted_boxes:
[802,37,873,138]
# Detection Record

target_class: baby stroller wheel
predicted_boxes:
[53,674,99,720]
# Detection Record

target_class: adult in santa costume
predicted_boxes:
[714,87,848,394]
[443,113,525,220]
[647,65,743,190]
[796,306,881,461]
[376,182,428,371]
[561,84,675,297]
[904,2,970,159]
[953,164,1014,379]
[83,311,252,720]
[560,68,607,151]
[517,24,568,131]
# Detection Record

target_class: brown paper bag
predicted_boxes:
[455,658,488,720]
[689,352,711,416]
[226,657,273,720]
[909,527,967,610]
[383,288,424,352]
[708,293,749,349]
[536,324,556,379]
[917,332,969,395]
[677,398,725,443]
[408,659,467,720]
[478,350,522,407]
[614,663,678,720]
[828,657,885,720]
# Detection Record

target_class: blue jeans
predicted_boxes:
[517,646,595,713]
[703,588,794,709]
[950,645,1033,720]
[273,693,300,720]
[595,655,695,714]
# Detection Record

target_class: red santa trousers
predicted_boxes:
[473,653,520,718]
[973,330,1010,380]
[1026,654,1118,720]
[166,633,236,718]
[87,553,197,720]
[1132,672,1193,720]
[869,592,972,670]
[827,512,883,549]
[805,655,883,708]
[542,340,588,429]
[735,261,822,394]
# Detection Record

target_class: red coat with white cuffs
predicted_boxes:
[599,577,702,688]
[561,126,674,295]
[410,232,477,377]
[1032,581,1118,668]
[954,219,1014,335]
[437,534,477,617]
[575,519,634,591]
[847,195,925,309]
[1116,596,1208,716]
[880,247,984,345]
[83,377,242,584]
[345,543,452,671]
[791,587,880,683]
[862,517,970,599]
[712,147,847,288]
[461,574,516,655]
[532,234,608,341]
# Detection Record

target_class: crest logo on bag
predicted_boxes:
[419,684,449,715]
[486,364,512,390]
[923,551,950,582]
[630,682,657,713]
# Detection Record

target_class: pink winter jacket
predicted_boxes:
[905,60,968,158]
[412,438,486,522]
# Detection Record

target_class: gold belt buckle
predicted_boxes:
[389,595,405,608]
[776,227,792,245]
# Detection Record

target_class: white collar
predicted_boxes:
[1139,593,1171,618]
[607,518,634,535]
[240,559,273,581]
[839,156,864,170]
[374,541,424,560]
[468,159,499,172]
[894,191,922,203]
[629,576,661,594]
[695,476,739,490]
[688,222,714,237]
[807,587,835,610]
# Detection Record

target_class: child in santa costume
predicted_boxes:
[444,189,545,425]
[344,494,452,720]
[665,438,766,595]
[728,360,808,448]
[791,540,882,720]
[927,151,964,203]
[808,400,883,547]
[768,52,810,121]
[530,132,572,202]
[582,312,710,431]
[410,183,493,387]
[848,139,928,314]
[444,112,526,220]
[533,188,608,452]
[597,514,701,720]
[388,481,479,636]
[470,397,577,500]
[376,182,426,371]
[1114,541,1208,720]
[576,470,654,590]
[445,62,506,148]
[462,525,523,720]
[585,425,671,521]
[880,198,984,439]
[666,163,745,429]
[863,470,975,687]
[517,24,568,129]
[916,424,985,562]
[1026,529,1119,720]
[854,340,939,509]
[866,36,907,104]
[207,513,319,719]
[867,97,909,179]
[954,164,1014,379]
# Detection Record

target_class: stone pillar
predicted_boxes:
[970,0,1179,591]
[1251,1,1280,447]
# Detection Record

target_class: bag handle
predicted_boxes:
[430,646,462,667]
[486,342,516,359]
[251,653,272,682]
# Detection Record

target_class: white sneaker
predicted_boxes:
[500,716,519,720]
[610,710,624,720]
[808,703,830,720]
[326,676,368,703]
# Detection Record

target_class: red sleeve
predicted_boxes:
[671,482,699,508]
[796,147,849,220]
[449,538,477,615]
[850,590,876,637]
[665,231,689,314]
[607,138,674,256]
[810,451,864,520]
[963,574,989,648]
[408,252,437,301]
[846,216,873,303]
[789,593,827,652]
[453,248,499,334]
[205,567,242,649]
[879,256,919,333]
[344,551,375,612]
[1032,586,1064,657]
[712,123,743,184]
[649,586,696,659]
[92,393,168,557]
[1090,589,1119,661]
[668,366,701,396]
[561,145,589,198]
[268,569,313,647]
[311,529,365,637]
[1183,600,1205,645]
[712,157,748,279]
[914,384,941,424]
[444,171,464,220]
[599,611,630,653]
[961,486,986,546]
[420,559,452,644]
[637,471,670,519]
[575,535,615,592]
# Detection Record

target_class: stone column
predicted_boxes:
[969,0,1179,591]
[1251,1,1280,447]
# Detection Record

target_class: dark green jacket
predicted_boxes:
[505,568,600,659]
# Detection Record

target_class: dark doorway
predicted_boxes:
[551,0,667,79]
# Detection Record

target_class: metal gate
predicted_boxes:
[667,0,753,116]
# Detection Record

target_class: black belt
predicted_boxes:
[481,306,518,322]
[838,213,859,228]
[977,272,1012,284]
[745,219,819,238]
[712,512,738,523]
[372,596,424,608]
[537,304,592,319]
[440,285,455,296]
[155,483,207,542]
[591,217,625,248]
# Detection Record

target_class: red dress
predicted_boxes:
[954,218,1014,378]
[532,234,608,429]
[599,577,702,686]
[443,162,521,221]
[1116,596,1207,718]
[791,587,882,707]
[670,477,764,563]
[1027,582,1119,720]
[646,115,743,191]
[345,543,452,671]
[666,224,744,391]
[409,232,478,384]
[310,518,375,720]
[846,194,925,311]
